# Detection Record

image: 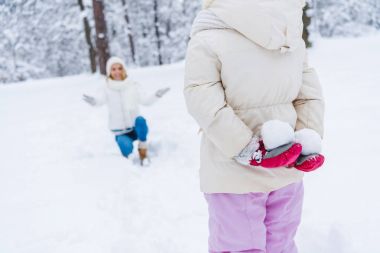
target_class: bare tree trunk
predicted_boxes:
[92,0,110,75]
[120,0,136,64]
[153,0,163,65]
[78,0,97,73]
[302,2,312,48]
[164,0,173,38]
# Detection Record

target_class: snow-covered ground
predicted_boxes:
[1,35,379,253]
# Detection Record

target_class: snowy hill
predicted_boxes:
[1,35,380,253]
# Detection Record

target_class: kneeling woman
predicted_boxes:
[83,57,169,164]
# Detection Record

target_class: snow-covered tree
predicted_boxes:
[303,1,312,48]
[104,0,200,67]
[314,0,380,37]
[92,0,110,75]
[0,0,89,83]
[78,0,97,73]
[0,0,201,83]
[6,0,380,84]
[120,0,136,63]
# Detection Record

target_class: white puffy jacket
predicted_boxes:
[184,0,324,193]
[93,79,158,132]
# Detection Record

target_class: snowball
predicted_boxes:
[261,120,295,150]
[295,128,322,155]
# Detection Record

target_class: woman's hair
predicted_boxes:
[106,56,127,80]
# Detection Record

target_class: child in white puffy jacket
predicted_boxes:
[83,57,169,164]
[184,0,325,252]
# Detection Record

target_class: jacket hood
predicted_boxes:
[191,9,231,38]
[196,0,306,52]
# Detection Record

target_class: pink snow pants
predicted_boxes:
[204,182,304,253]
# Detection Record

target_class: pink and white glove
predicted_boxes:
[235,120,302,168]
[289,128,325,172]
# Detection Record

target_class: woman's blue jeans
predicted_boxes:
[115,116,148,158]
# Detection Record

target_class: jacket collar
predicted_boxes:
[107,78,132,91]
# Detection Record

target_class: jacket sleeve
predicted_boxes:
[293,51,325,137]
[93,87,107,107]
[136,82,159,106]
[184,36,253,158]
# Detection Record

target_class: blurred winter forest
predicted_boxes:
[0,0,379,84]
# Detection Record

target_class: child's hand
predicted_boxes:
[82,94,96,106]
[290,128,325,172]
[235,120,303,168]
[235,137,303,168]
[234,136,261,166]
[289,154,325,172]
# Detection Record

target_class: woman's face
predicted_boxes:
[110,63,126,81]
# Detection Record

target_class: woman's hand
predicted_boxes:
[82,94,96,106]
[155,87,170,98]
